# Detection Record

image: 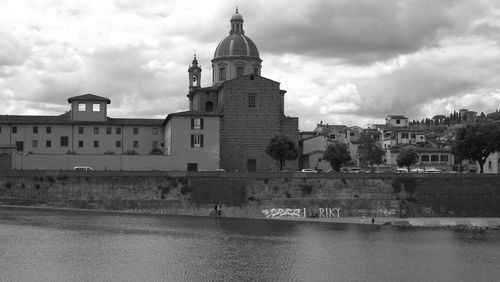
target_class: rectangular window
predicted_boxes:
[78,127,84,134]
[60,136,69,147]
[489,161,492,170]
[411,133,416,139]
[440,155,449,162]
[93,103,100,112]
[152,128,158,135]
[12,126,17,134]
[401,133,409,138]
[431,155,439,162]
[116,127,121,135]
[78,140,84,148]
[329,134,335,139]
[46,126,51,134]
[248,94,256,108]
[219,67,226,80]
[396,119,400,124]
[94,141,99,148]
[16,141,24,151]
[421,155,429,162]
[133,141,139,148]
[106,127,112,134]
[236,66,244,77]
[191,118,204,130]
[78,103,86,111]
[152,141,158,149]
[133,128,139,135]
[46,140,52,148]
[33,126,38,134]
[190,134,204,148]
[32,140,38,148]
[94,127,99,135]
[116,141,121,148]
[0,126,2,133]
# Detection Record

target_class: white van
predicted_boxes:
[73,166,94,171]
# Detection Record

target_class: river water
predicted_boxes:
[0,207,499,281]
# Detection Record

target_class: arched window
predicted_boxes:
[206,101,214,112]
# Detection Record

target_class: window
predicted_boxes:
[236,66,244,77]
[60,136,69,147]
[206,101,214,112]
[133,128,139,135]
[152,128,158,135]
[489,161,492,170]
[190,134,204,148]
[93,103,100,112]
[16,141,24,151]
[46,126,51,134]
[431,155,439,162]
[78,127,84,134]
[191,118,204,130]
[411,133,416,139]
[78,141,84,148]
[133,141,139,148]
[248,94,256,108]
[116,127,121,135]
[116,141,121,148]
[78,103,86,111]
[396,119,400,124]
[401,133,409,139]
[33,126,38,134]
[329,134,336,139]
[32,140,38,148]
[152,141,158,149]
[187,163,198,172]
[94,127,99,135]
[247,159,257,172]
[12,126,17,134]
[106,127,112,134]
[0,126,2,133]
[421,155,429,162]
[46,140,52,148]
[219,67,226,80]
[94,141,99,148]
[440,155,449,162]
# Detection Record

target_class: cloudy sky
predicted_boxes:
[1,0,500,130]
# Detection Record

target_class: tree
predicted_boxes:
[323,143,351,172]
[357,132,385,171]
[265,135,298,171]
[452,123,500,173]
[396,146,418,172]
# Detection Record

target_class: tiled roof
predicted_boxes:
[163,110,221,126]
[0,113,163,126]
[67,94,111,104]
[387,115,408,119]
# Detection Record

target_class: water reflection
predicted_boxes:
[0,207,499,281]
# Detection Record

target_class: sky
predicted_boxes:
[1,0,500,130]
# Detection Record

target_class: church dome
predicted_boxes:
[213,9,260,59]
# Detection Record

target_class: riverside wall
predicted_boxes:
[0,171,499,218]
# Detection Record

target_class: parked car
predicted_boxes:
[424,167,442,173]
[396,168,408,173]
[300,169,317,173]
[410,168,425,173]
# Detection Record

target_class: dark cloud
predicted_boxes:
[244,0,461,64]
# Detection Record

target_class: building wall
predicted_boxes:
[483,152,500,174]
[0,123,163,155]
[219,76,298,172]
[70,101,107,121]
[169,115,220,171]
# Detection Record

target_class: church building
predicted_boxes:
[187,9,299,172]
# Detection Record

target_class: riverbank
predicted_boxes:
[269,215,500,230]
[2,204,500,230]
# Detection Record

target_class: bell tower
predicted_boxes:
[188,54,201,91]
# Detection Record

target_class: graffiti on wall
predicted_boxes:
[262,208,305,218]
[261,208,341,218]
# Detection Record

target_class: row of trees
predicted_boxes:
[265,122,500,173]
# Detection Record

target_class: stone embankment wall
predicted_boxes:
[0,171,499,218]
